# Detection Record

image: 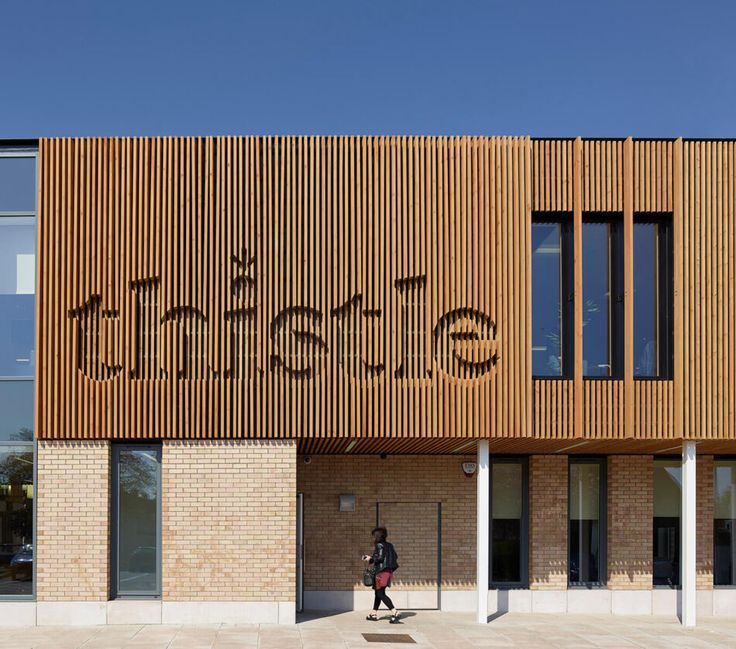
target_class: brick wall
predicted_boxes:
[162,439,296,601]
[529,455,568,590]
[697,455,714,590]
[36,440,110,601]
[297,455,476,591]
[607,455,653,589]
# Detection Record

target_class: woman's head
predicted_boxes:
[371,526,388,543]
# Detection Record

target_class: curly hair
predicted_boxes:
[371,526,388,542]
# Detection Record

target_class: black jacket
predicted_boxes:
[370,541,399,572]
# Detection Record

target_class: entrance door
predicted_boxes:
[376,502,441,609]
[296,493,304,612]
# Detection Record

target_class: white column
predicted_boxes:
[476,439,490,623]
[681,441,697,627]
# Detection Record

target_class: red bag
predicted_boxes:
[374,569,393,589]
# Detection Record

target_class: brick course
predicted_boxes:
[697,455,714,590]
[607,455,653,589]
[162,439,296,601]
[529,455,568,590]
[36,440,110,601]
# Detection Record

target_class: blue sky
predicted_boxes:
[1,1,734,137]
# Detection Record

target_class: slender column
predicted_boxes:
[681,441,697,627]
[476,439,490,623]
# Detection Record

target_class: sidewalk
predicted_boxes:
[0,611,735,648]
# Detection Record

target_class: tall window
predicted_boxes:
[0,147,36,599]
[714,460,736,586]
[653,459,681,587]
[490,458,528,587]
[634,215,673,378]
[532,214,573,377]
[583,215,623,378]
[569,458,606,586]
[112,445,162,598]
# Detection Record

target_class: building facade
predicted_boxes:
[0,136,735,625]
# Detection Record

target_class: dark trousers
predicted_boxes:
[373,587,395,611]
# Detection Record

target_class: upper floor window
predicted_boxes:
[532,214,573,377]
[582,215,623,378]
[634,214,673,378]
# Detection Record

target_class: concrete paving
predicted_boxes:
[0,611,736,648]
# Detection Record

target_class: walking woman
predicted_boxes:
[362,526,400,623]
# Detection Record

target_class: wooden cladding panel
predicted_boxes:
[583,139,623,212]
[532,379,574,439]
[634,380,674,439]
[633,140,674,213]
[532,139,573,212]
[583,380,625,439]
[37,137,532,441]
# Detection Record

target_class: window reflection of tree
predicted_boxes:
[120,451,158,500]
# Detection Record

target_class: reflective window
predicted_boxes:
[0,157,36,213]
[569,459,605,585]
[113,446,161,597]
[0,446,33,596]
[490,459,528,586]
[583,218,623,378]
[714,460,736,586]
[634,216,673,378]
[0,382,33,442]
[653,459,681,587]
[532,215,573,377]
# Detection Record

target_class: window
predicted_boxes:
[532,215,573,377]
[112,445,162,598]
[714,460,736,586]
[634,215,673,378]
[582,215,623,378]
[569,458,606,586]
[489,458,528,587]
[653,459,681,587]
[0,147,36,600]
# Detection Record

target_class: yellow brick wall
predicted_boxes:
[36,440,110,601]
[296,455,476,591]
[162,439,296,601]
[529,455,568,590]
[607,455,653,589]
[697,455,714,590]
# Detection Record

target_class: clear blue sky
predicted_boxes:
[1,1,734,138]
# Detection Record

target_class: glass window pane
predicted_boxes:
[0,381,33,441]
[491,462,523,583]
[0,218,35,377]
[634,223,658,376]
[532,224,562,376]
[583,223,610,377]
[0,446,34,596]
[715,460,736,586]
[569,462,601,584]
[116,447,160,596]
[653,460,680,586]
[0,157,36,213]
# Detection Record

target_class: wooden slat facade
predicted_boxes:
[35,137,736,445]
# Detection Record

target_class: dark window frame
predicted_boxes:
[582,213,624,380]
[713,455,736,589]
[652,456,681,588]
[568,456,607,588]
[489,456,529,589]
[532,212,574,379]
[633,212,674,380]
[111,443,163,599]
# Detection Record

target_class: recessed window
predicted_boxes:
[653,459,681,587]
[634,214,673,378]
[112,445,162,598]
[532,214,573,377]
[0,446,33,596]
[583,215,623,378]
[569,458,606,586]
[490,458,528,587]
[714,460,736,586]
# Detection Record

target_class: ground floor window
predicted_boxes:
[112,445,161,598]
[490,457,528,587]
[653,459,680,587]
[714,459,736,586]
[569,457,606,586]
[0,444,33,596]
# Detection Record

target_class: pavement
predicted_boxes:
[1,611,736,648]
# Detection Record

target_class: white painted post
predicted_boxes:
[681,441,697,627]
[477,439,490,623]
